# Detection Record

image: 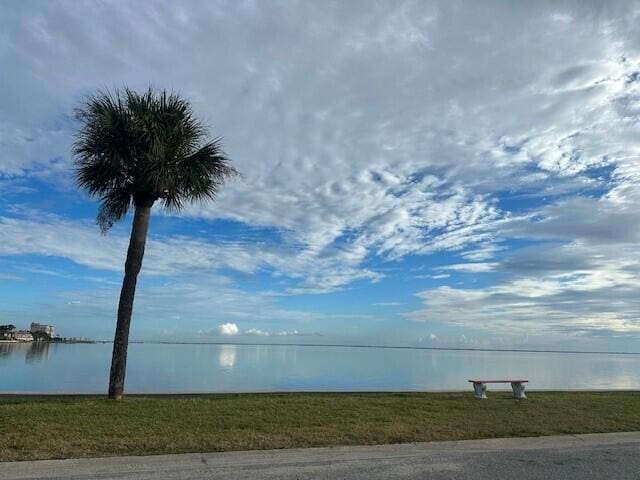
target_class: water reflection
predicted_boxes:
[0,341,52,362]
[218,344,236,369]
[26,342,51,363]
[0,342,14,358]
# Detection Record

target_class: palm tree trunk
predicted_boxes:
[108,204,152,400]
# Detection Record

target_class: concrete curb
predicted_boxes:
[2,432,640,479]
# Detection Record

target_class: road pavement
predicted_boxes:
[2,432,640,479]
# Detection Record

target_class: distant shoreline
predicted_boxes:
[0,339,95,344]
[84,340,640,356]
[10,338,637,356]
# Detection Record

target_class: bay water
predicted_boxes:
[1,342,638,394]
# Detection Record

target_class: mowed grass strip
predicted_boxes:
[1,392,639,461]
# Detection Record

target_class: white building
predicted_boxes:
[30,322,55,337]
[14,330,34,342]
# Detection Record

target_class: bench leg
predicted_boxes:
[511,382,527,399]
[472,382,487,400]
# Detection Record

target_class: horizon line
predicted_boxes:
[90,340,640,356]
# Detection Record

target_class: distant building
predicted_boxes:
[30,322,55,337]
[14,330,33,342]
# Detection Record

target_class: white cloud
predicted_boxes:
[243,328,270,337]
[0,212,379,292]
[437,263,498,273]
[216,323,239,336]
[550,13,573,24]
[241,328,321,337]
[417,332,441,344]
[275,330,302,336]
[409,228,640,338]
[0,273,22,281]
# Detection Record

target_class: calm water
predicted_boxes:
[1,342,639,393]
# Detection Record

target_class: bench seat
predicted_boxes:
[468,379,528,400]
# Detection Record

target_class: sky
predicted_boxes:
[1,1,639,351]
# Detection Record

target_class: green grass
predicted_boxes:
[1,392,639,462]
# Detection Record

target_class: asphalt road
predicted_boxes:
[2,432,640,480]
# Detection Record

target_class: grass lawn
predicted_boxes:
[1,391,639,462]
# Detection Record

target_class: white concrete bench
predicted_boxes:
[468,379,528,400]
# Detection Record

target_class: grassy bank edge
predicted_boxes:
[1,391,639,462]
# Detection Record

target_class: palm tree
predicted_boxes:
[73,88,237,399]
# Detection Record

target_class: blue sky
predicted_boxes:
[1,1,640,351]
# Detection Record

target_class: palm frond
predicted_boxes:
[73,87,238,231]
[97,189,133,234]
